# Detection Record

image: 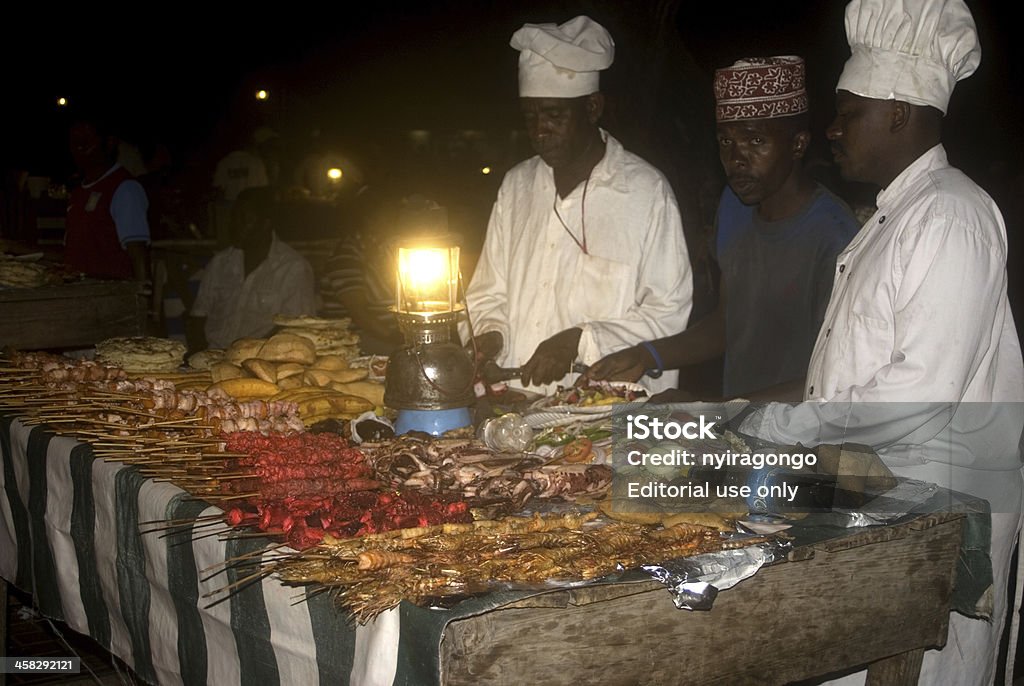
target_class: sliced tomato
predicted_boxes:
[561,437,594,464]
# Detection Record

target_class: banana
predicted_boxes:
[270,386,334,402]
[297,396,338,417]
[295,391,374,418]
[329,381,386,408]
[208,377,280,399]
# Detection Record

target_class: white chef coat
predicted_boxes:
[464,131,692,396]
[742,145,1023,467]
[740,144,1024,686]
[192,234,317,349]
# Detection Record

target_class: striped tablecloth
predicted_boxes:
[0,416,529,686]
[2,413,999,685]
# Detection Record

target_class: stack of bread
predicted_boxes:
[0,258,57,289]
[203,332,385,423]
[272,315,361,360]
[95,336,187,374]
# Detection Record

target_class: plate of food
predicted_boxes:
[524,380,648,427]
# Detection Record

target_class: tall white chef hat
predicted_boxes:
[836,0,981,114]
[510,16,615,98]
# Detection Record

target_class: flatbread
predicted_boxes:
[314,344,362,360]
[272,315,352,330]
[280,326,360,350]
[95,336,187,373]
[0,260,54,288]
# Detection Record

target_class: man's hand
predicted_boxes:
[467,331,503,362]
[520,327,582,387]
[576,345,650,386]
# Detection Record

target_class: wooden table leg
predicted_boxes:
[865,648,925,686]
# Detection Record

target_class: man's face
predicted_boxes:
[520,96,596,169]
[827,90,894,185]
[69,122,113,172]
[716,118,801,206]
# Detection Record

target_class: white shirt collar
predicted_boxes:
[876,144,947,208]
[82,163,124,190]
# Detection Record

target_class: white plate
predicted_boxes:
[528,381,649,412]
[524,381,649,429]
[525,410,605,429]
[523,402,646,429]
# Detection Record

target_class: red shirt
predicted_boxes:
[65,166,137,279]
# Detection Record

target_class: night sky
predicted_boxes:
[6,0,1020,185]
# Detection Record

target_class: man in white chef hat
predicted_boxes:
[464,16,692,395]
[739,1,1024,684]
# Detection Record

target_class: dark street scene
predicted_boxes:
[2,1,1024,684]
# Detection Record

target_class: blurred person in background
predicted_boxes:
[65,113,151,286]
[210,128,271,246]
[321,192,449,354]
[188,187,315,351]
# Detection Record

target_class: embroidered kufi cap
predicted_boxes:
[714,56,809,123]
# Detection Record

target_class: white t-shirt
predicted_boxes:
[191,234,317,349]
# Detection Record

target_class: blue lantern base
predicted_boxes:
[394,407,473,437]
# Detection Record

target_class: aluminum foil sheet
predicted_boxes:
[826,478,939,527]
[640,540,789,610]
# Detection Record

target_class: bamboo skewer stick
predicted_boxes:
[139,514,224,527]
[140,517,226,535]
[202,567,275,603]
[201,542,289,578]
[155,521,230,540]
[203,492,260,501]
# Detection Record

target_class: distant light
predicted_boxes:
[56,97,68,107]
[255,89,269,101]
[327,167,343,181]
[481,166,492,175]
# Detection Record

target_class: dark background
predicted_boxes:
[4,0,1021,298]
[6,1,1018,176]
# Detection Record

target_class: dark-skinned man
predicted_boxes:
[188,187,316,351]
[736,2,1023,683]
[463,16,692,396]
[582,57,858,401]
[65,115,151,286]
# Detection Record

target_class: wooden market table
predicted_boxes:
[440,512,963,685]
[0,280,146,350]
[0,413,968,686]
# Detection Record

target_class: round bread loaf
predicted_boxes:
[225,338,266,365]
[257,333,317,365]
